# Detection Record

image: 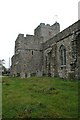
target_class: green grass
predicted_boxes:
[2,76,79,118]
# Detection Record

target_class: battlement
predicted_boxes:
[34,22,60,42]
[17,34,24,38]
[51,22,60,30]
[46,24,50,26]
[26,34,34,38]
[15,22,60,44]
[26,34,34,36]
[16,34,34,42]
[40,23,45,26]
[35,22,60,30]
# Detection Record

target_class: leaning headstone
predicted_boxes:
[20,72,25,78]
[27,73,31,78]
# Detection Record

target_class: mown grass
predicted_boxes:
[2,76,79,118]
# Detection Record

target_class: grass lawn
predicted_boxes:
[2,76,79,118]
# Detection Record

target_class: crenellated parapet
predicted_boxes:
[34,22,60,43]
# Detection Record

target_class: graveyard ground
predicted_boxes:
[2,76,79,118]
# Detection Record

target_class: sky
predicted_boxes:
[0,0,79,68]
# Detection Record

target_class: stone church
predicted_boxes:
[11,20,80,79]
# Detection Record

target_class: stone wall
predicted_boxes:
[43,20,80,79]
[11,20,80,79]
[76,33,80,79]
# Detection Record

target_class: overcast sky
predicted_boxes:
[0,0,79,68]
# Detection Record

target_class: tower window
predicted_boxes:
[32,51,33,55]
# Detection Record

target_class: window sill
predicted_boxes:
[60,65,66,69]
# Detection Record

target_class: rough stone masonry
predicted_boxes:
[11,20,80,79]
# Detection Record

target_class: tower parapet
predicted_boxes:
[34,22,60,43]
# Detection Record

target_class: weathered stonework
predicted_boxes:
[11,20,80,79]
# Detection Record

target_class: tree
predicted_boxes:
[0,59,5,66]
[0,59,6,75]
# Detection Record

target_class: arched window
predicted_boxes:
[59,45,66,65]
